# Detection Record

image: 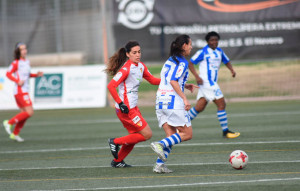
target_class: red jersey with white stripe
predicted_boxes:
[107,59,160,109]
[6,59,37,95]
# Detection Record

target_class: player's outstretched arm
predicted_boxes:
[188,62,203,85]
[225,62,236,78]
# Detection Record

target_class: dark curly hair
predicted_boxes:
[205,31,220,42]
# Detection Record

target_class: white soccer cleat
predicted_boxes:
[10,134,24,142]
[153,163,173,173]
[150,142,167,162]
[3,120,12,135]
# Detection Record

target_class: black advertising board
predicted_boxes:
[112,0,300,61]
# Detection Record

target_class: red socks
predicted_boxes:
[114,133,146,145]
[13,119,27,135]
[115,144,135,162]
[113,133,146,162]
[8,112,30,125]
[8,112,30,136]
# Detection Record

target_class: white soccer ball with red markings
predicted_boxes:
[229,150,248,169]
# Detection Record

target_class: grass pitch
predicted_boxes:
[0,100,300,191]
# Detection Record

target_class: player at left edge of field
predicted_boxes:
[3,42,44,142]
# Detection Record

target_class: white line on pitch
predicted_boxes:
[24,110,300,126]
[1,140,299,154]
[29,177,300,191]
[1,160,300,171]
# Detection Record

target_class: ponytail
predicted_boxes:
[169,35,190,64]
[14,42,25,60]
[105,48,127,76]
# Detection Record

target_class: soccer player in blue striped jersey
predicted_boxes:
[188,31,240,139]
[151,35,198,173]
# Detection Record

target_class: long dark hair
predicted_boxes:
[14,42,25,60]
[169,35,190,64]
[105,41,140,76]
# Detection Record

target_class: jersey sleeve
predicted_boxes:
[190,50,204,65]
[219,48,230,64]
[30,73,38,77]
[141,62,160,85]
[107,66,130,104]
[6,60,19,83]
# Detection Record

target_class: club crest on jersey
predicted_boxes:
[137,121,143,127]
[175,62,185,78]
[113,72,123,81]
[132,115,142,126]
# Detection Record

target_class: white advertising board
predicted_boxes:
[0,65,107,110]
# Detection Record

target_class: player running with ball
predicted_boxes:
[151,35,198,173]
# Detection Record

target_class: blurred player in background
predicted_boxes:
[105,41,160,168]
[150,35,198,173]
[3,42,43,142]
[188,31,240,138]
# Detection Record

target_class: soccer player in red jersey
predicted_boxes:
[105,41,160,168]
[3,42,43,142]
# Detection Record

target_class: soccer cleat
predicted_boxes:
[3,120,12,135]
[10,133,24,142]
[111,160,132,168]
[108,138,119,159]
[150,142,167,162]
[153,163,173,173]
[223,130,240,139]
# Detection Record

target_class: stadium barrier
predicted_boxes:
[0,65,107,110]
[28,52,86,66]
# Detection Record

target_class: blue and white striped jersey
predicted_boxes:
[156,56,189,110]
[190,45,230,86]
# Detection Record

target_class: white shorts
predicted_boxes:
[156,109,191,128]
[196,83,224,101]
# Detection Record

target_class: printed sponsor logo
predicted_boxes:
[214,88,223,97]
[197,0,299,12]
[132,115,141,124]
[117,0,155,29]
[34,73,63,102]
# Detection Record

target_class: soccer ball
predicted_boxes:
[229,150,248,169]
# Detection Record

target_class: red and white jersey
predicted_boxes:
[107,59,160,109]
[6,59,37,95]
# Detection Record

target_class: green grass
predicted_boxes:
[0,100,300,190]
[140,59,300,95]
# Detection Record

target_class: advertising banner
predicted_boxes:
[0,65,107,110]
[34,73,63,103]
[112,0,300,61]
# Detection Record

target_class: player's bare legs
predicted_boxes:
[22,105,34,117]
[194,97,208,112]
[213,97,226,110]
[138,124,152,140]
